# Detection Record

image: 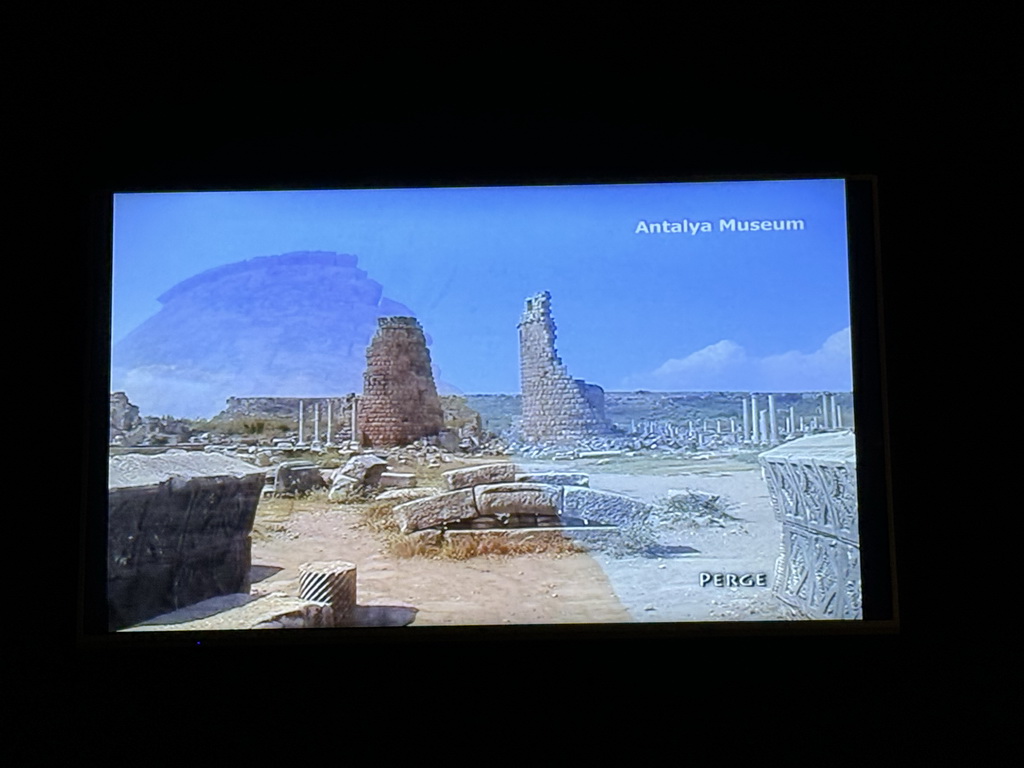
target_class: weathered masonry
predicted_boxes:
[518,292,613,443]
[358,317,444,447]
[759,432,861,619]
[107,452,264,630]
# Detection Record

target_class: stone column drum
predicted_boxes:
[299,560,357,624]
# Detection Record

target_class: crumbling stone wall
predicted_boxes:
[518,292,612,443]
[358,317,443,447]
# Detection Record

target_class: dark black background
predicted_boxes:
[55,15,935,747]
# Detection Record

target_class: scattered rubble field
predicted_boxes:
[250,460,633,627]
[247,452,795,628]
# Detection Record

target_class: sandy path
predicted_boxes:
[251,501,631,626]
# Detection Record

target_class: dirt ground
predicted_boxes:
[251,495,631,627]
[248,453,795,628]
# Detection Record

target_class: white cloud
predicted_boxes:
[625,328,853,391]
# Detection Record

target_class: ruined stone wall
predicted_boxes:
[518,292,612,443]
[358,317,443,447]
[107,453,264,630]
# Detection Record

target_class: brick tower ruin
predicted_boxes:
[518,292,613,443]
[358,317,444,447]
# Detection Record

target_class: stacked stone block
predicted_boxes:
[518,292,613,443]
[391,462,647,535]
[359,317,444,447]
[758,432,861,619]
[107,453,264,630]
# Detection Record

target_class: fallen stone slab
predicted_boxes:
[108,451,265,488]
[561,486,651,526]
[334,600,418,628]
[327,474,358,501]
[379,472,417,488]
[515,472,589,487]
[443,526,614,541]
[272,460,325,495]
[338,454,389,486]
[393,488,479,533]
[122,592,334,631]
[376,487,440,502]
[473,482,563,521]
[443,463,517,491]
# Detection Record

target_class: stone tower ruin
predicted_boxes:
[518,292,613,443]
[358,317,444,447]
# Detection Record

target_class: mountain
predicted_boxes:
[111,251,433,418]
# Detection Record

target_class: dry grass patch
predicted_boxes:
[354,498,402,534]
[438,531,585,560]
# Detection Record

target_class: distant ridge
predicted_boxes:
[111,251,441,418]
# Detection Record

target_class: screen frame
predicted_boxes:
[77,172,898,651]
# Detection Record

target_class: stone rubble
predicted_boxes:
[391,462,652,538]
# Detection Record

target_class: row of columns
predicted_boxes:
[740,393,845,447]
[627,393,847,449]
[295,397,360,447]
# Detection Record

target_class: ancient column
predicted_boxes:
[751,395,760,444]
[742,398,750,442]
[326,400,333,446]
[351,396,359,443]
[768,394,778,445]
[790,406,796,435]
[759,410,768,446]
[730,417,737,433]
[299,560,357,625]
[836,402,843,428]
[832,396,840,430]
[298,400,305,445]
[821,393,830,429]
[314,402,320,443]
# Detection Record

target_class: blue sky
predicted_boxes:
[113,179,852,394]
